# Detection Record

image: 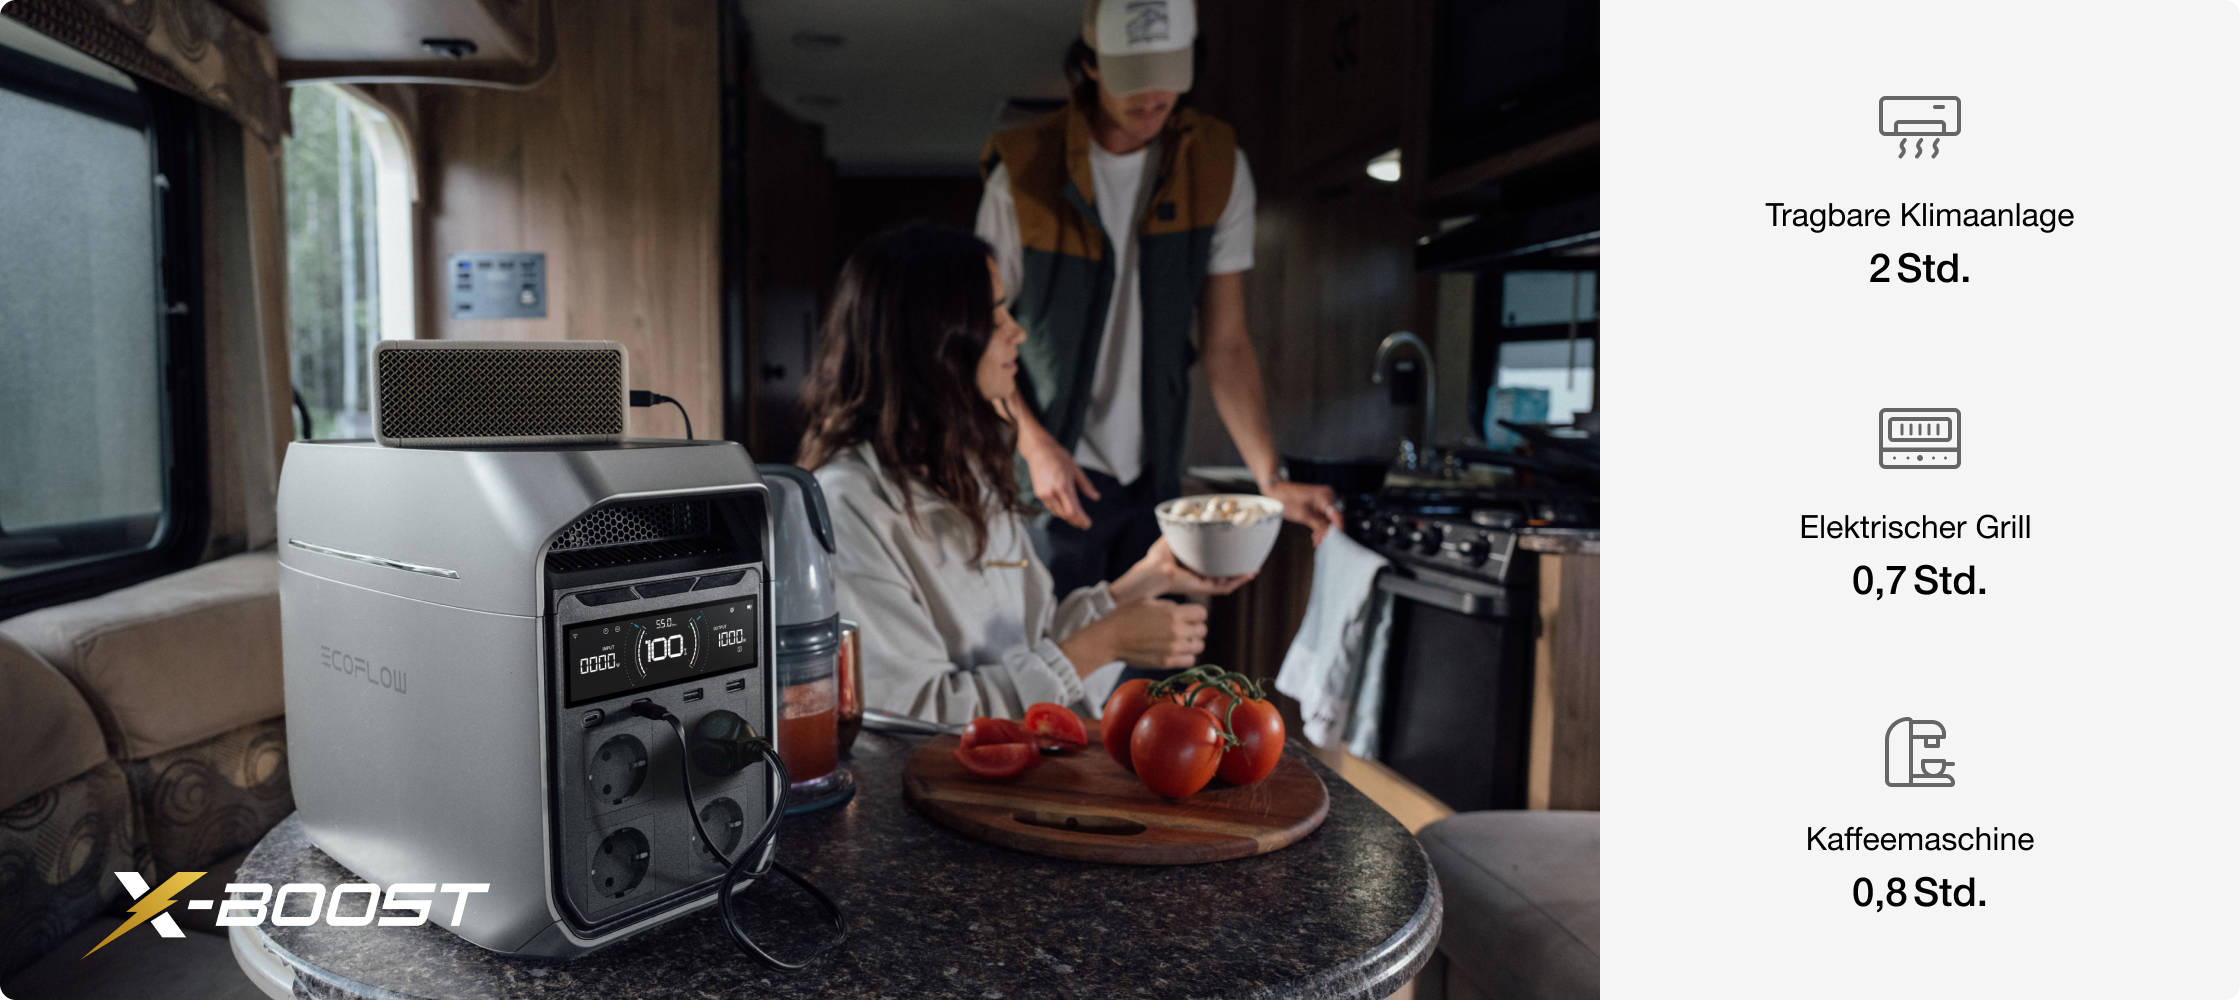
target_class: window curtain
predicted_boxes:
[2,0,283,145]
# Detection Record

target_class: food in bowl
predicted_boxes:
[1165,495,1274,526]
[1155,494,1284,577]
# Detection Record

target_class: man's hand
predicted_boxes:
[1264,479,1342,545]
[1016,415,1100,530]
[1197,274,1346,547]
[1002,392,1099,530]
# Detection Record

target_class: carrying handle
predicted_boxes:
[760,464,836,554]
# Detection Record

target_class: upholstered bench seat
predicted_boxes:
[0,552,294,981]
[1416,810,1600,1000]
[1,552,284,761]
[0,633,134,980]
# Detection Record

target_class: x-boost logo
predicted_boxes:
[83,871,205,957]
[83,872,492,957]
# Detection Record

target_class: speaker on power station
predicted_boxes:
[372,340,628,447]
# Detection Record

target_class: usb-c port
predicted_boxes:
[683,688,704,702]
[724,678,746,693]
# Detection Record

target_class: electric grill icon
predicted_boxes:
[1879,408,1960,469]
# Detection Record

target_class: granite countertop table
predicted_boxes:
[233,732,1441,1000]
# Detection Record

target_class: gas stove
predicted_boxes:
[1349,487,1597,586]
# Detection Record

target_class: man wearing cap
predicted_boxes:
[978,0,1341,600]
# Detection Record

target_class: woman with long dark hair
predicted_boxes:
[802,221,1249,722]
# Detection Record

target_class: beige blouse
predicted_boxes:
[814,443,1114,724]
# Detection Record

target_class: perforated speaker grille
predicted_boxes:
[375,345,624,444]
[553,501,711,551]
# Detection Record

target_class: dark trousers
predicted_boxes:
[1030,467,1164,602]
[1030,468,1172,689]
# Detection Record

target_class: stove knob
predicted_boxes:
[1458,538,1492,565]
[1413,525,1444,555]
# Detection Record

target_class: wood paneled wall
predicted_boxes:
[1183,0,1441,470]
[412,0,720,442]
[737,95,835,463]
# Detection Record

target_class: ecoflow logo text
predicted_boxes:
[83,872,490,957]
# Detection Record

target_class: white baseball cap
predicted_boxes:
[1083,0,1196,96]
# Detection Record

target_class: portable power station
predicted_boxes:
[277,431,780,956]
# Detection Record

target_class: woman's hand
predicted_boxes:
[1059,598,1209,672]
[1011,400,1101,530]
[1110,537,1255,603]
[1263,479,1343,545]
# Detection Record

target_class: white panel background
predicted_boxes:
[1604,1,2240,996]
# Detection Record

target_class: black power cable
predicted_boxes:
[291,388,313,440]
[626,702,845,969]
[628,390,694,440]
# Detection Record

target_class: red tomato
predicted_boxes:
[1100,679,1160,772]
[1129,701,1225,798]
[1184,684,1234,718]
[1214,696,1285,786]
[958,717,1032,752]
[1023,703,1087,752]
[952,743,1039,778]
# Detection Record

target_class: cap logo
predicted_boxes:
[1125,1,1172,45]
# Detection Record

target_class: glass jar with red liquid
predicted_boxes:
[775,615,852,812]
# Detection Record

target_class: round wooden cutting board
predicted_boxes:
[901,720,1330,865]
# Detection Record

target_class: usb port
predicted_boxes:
[724,678,746,693]
[682,688,704,703]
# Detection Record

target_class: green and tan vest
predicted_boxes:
[981,102,1238,502]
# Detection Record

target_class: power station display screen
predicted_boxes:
[566,596,756,706]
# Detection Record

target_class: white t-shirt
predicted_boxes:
[977,144,1256,486]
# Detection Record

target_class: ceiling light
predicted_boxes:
[1366,148,1401,183]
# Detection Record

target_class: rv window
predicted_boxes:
[1499,270,1599,328]
[1491,338,1597,439]
[1475,269,1599,441]
[285,84,416,439]
[0,28,170,586]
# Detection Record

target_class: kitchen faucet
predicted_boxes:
[1371,331,1434,467]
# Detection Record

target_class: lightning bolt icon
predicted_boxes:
[83,871,205,958]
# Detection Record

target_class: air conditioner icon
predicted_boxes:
[1879,97,1961,136]
[1880,96,1959,158]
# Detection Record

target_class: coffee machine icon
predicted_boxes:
[1885,718,1956,787]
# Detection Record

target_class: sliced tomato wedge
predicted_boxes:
[958,717,1033,752]
[952,742,1040,778]
[1023,702,1087,752]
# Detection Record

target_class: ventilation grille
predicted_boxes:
[553,501,711,551]
[546,538,727,574]
[374,344,624,444]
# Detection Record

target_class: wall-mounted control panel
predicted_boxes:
[448,252,547,319]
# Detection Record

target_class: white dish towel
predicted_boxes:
[1275,530,1394,758]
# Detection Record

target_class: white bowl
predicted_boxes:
[1154,494,1284,578]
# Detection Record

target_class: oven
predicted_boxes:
[1353,489,1594,811]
